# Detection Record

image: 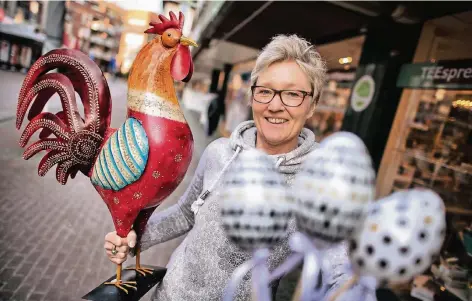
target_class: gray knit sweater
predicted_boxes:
[139,121,372,301]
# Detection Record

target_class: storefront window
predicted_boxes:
[306,35,365,141]
[382,11,472,216]
[393,88,472,214]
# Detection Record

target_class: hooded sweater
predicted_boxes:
[139,120,373,301]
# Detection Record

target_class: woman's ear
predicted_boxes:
[307,101,316,119]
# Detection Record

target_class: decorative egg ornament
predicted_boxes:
[349,189,447,286]
[293,132,376,246]
[220,149,293,251]
[221,149,294,301]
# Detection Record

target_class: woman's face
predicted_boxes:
[252,60,315,148]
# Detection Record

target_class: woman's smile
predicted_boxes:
[265,117,289,125]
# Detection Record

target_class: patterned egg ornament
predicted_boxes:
[220,149,293,251]
[349,188,446,286]
[293,132,376,246]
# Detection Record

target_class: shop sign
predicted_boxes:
[397,59,472,89]
[351,75,375,112]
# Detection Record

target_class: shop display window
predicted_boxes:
[306,35,365,141]
[393,88,472,214]
[388,11,472,216]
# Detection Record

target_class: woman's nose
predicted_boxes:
[268,93,285,111]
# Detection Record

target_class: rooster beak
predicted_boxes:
[180,36,198,47]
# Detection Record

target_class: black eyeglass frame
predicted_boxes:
[250,85,314,107]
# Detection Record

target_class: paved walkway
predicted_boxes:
[0,70,214,301]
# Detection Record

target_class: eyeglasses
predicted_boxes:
[251,86,313,107]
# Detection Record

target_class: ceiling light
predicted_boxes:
[338,57,353,65]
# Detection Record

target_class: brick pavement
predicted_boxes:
[0,70,213,301]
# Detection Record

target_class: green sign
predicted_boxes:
[351,75,375,112]
[397,59,472,89]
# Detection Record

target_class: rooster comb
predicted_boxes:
[145,11,184,35]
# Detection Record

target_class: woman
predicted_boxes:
[104,34,371,300]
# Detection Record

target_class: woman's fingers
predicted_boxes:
[104,241,128,253]
[105,231,123,247]
[105,250,127,259]
[109,256,126,265]
[105,250,128,264]
[125,230,137,248]
[104,230,135,265]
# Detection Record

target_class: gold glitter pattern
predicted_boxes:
[424,216,432,225]
[93,161,110,189]
[99,151,117,190]
[127,89,186,123]
[124,120,145,168]
[110,134,135,183]
[132,121,146,151]
[91,163,100,186]
[370,223,378,232]
[103,142,125,188]
[117,125,140,176]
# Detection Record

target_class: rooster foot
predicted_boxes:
[103,280,137,294]
[125,266,154,276]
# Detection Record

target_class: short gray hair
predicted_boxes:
[250,34,327,103]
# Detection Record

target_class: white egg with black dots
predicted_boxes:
[293,132,376,246]
[220,149,294,251]
[349,188,446,286]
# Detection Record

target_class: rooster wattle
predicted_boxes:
[16,11,197,293]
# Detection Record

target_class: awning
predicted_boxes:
[191,1,472,79]
[200,1,472,51]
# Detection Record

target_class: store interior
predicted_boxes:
[306,35,365,141]
[381,11,472,301]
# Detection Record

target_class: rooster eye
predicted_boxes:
[162,28,180,48]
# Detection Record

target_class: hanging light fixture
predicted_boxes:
[338,56,353,65]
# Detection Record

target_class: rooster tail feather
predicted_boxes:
[56,160,74,185]
[18,73,82,132]
[17,48,113,184]
[27,88,56,121]
[17,49,111,134]
[39,111,67,139]
[19,112,69,147]
[70,166,80,179]
[38,150,69,177]
[23,138,68,160]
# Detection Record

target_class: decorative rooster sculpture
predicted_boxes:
[16,11,197,294]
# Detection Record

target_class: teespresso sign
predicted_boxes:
[397,59,472,89]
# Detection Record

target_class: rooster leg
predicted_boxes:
[104,264,137,294]
[125,246,153,276]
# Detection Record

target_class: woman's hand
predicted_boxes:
[104,230,137,265]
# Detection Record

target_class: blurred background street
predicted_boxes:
[1,0,472,300]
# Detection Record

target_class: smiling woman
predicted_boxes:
[250,35,327,155]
